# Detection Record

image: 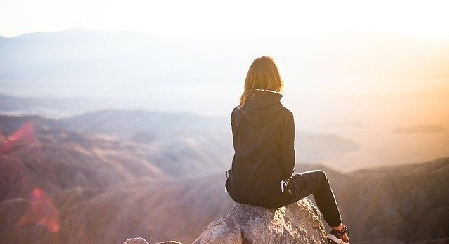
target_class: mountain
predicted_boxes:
[0,112,233,243]
[0,28,244,116]
[0,93,116,116]
[56,175,233,244]
[299,159,449,244]
[1,112,448,244]
[0,175,232,244]
[340,158,449,244]
[0,112,233,178]
[0,110,361,175]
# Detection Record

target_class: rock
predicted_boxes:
[155,242,183,244]
[124,237,150,244]
[124,237,182,244]
[192,198,327,244]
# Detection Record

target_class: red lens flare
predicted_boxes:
[1,121,60,233]
[17,188,61,233]
[1,121,38,155]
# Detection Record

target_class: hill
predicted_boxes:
[0,111,233,178]
[340,158,449,244]
[0,112,233,243]
[0,110,360,175]
[1,112,448,243]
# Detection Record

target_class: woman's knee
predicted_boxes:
[312,170,330,188]
[319,170,330,183]
[310,170,327,181]
[297,170,329,188]
[319,170,328,180]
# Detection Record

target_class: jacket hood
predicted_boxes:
[241,90,283,127]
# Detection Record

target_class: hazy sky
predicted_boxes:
[1,0,449,169]
[1,0,449,39]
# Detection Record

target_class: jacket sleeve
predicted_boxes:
[279,109,295,179]
[231,107,239,134]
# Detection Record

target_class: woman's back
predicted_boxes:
[226,90,295,208]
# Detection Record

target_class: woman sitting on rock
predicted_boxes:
[225,56,349,244]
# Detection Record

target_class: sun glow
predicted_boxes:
[1,0,449,39]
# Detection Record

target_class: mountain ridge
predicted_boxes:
[1,112,448,243]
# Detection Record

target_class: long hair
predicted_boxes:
[239,56,283,107]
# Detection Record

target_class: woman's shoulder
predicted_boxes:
[280,105,294,118]
[231,106,240,116]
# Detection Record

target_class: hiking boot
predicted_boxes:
[327,225,349,244]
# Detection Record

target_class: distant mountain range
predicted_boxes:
[0,28,246,116]
[1,112,448,243]
[2,28,448,117]
[0,93,114,117]
[0,111,232,178]
[0,108,361,172]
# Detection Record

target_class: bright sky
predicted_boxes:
[1,0,449,39]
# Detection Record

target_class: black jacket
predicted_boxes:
[226,90,296,208]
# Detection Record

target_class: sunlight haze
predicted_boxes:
[1,0,449,170]
[1,0,449,39]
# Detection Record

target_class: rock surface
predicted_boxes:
[124,237,150,244]
[124,238,182,244]
[192,198,327,244]
[125,198,327,244]
[123,238,182,244]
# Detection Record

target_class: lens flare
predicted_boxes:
[0,121,38,155]
[1,121,60,233]
[17,188,60,233]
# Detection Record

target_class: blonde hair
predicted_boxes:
[239,56,283,107]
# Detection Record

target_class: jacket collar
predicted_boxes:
[244,89,283,110]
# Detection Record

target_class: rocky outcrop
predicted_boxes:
[192,198,327,244]
[124,237,150,244]
[124,198,327,244]
[124,238,182,244]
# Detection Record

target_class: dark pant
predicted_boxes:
[286,170,342,227]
